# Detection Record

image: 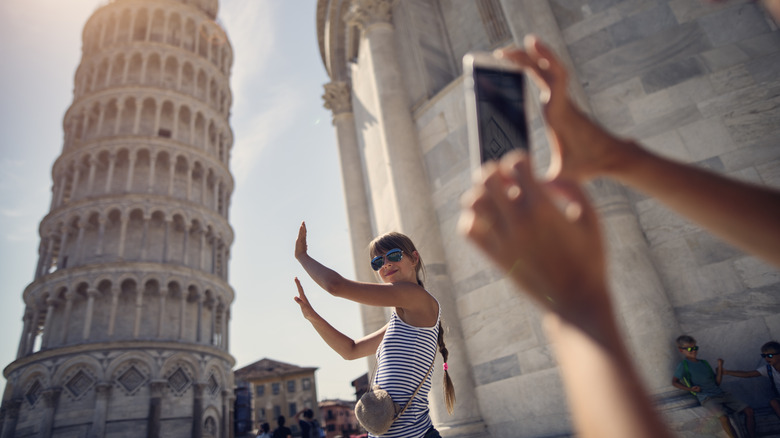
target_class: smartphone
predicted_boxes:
[463,51,529,168]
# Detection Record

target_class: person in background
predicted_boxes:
[723,341,780,419]
[672,335,755,438]
[272,416,292,438]
[256,422,271,438]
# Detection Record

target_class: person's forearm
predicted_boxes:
[545,305,673,438]
[607,142,780,267]
[297,253,346,294]
[723,369,761,378]
[306,312,364,360]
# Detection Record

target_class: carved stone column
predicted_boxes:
[344,2,486,435]
[323,81,385,372]
[83,288,100,340]
[16,310,32,359]
[88,382,111,438]
[192,383,205,438]
[42,297,60,349]
[40,387,62,438]
[148,381,166,438]
[108,286,120,337]
[0,399,21,438]
[61,291,77,344]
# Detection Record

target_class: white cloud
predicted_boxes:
[230,85,305,184]
[220,0,276,105]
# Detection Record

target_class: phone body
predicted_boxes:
[463,51,529,170]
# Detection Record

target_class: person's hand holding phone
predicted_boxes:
[497,36,637,184]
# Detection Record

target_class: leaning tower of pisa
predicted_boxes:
[1,0,235,436]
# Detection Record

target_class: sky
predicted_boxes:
[0,0,369,401]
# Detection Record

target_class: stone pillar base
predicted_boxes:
[438,419,490,438]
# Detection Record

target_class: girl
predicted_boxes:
[293,222,454,438]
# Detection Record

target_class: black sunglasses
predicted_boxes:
[681,346,699,352]
[371,248,403,271]
[762,353,776,359]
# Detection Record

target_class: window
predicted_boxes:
[302,378,311,390]
[255,384,264,397]
[287,380,296,393]
[273,405,281,418]
[289,402,297,417]
[272,382,280,395]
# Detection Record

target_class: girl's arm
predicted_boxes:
[294,278,386,360]
[294,222,436,317]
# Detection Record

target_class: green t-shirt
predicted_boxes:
[674,359,724,403]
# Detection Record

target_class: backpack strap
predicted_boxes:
[681,360,697,396]
[768,364,780,398]
[681,360,713,396]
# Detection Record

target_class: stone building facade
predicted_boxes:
[319,399,360,438]
[1,0,236,436]
[234,359,320,434]
[316,0,780,437]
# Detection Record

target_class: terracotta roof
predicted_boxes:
[234,358,317,381]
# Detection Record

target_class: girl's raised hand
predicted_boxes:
[295,221,308,260]
[293,277,317,321]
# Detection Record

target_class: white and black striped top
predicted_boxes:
[372,304,440,438]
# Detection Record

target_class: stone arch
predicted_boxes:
[52,355,104,396]
[114,276,138,338]
[95,57,110,90]
[197,24,209,58]
[118,96,137,135]
[133,7,149,41]
[111,53,127,85]
[163,55,178,89]
[84,101,101,141]
[160,353,199,397]
[184,17,197,52]
[177,105,192,144]
[196,69,207,101]
[102,99,120,137]
[202,408,220,438]
[127,52,144,84]
[168,12,182,47]
[139,97,156,136]
[146,52,162,86]
[15,365,51,408]
[150,9,166,43]
[117,8,133,43]
[182,62,195,95]
[159,100,175,139]
[106,352,155,396]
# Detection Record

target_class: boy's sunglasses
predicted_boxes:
[681,346,699,352]
[371,248,403,271]
[762,353,776,358]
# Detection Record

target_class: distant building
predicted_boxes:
[319,399,359,438]
[350,373,368,402]
[235,358,319,435]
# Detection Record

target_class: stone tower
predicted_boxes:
[1,0,235,436]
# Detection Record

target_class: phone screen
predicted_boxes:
[473,66,528,163]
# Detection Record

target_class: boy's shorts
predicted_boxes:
[701,393,750,416]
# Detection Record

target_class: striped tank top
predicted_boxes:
[372,305,440,438]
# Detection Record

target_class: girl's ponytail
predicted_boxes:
[438,321,455,414]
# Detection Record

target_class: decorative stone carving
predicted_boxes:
[322,82,352,117]
[345,0,393,29]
